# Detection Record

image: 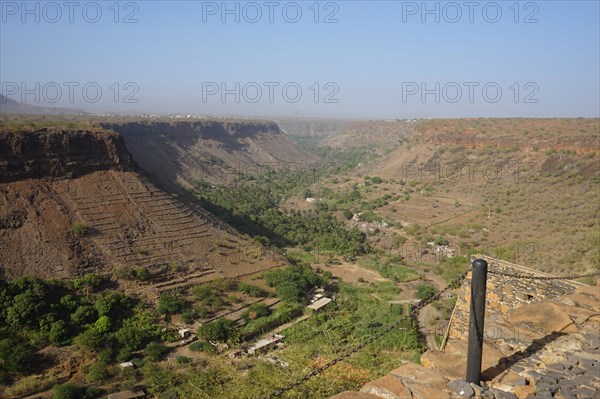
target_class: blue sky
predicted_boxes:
[1,0,599,118]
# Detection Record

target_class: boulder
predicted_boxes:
[448,379,474,398]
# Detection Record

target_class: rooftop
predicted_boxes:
[308,297,333,311]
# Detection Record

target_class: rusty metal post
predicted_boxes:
[466,258,488,385]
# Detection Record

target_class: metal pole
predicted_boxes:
[466,258,488,385]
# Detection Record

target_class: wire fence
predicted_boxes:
[266,270,468,399]
[266,261,599,398]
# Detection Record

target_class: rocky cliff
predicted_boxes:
[101,121,322,189]
[0,127,136,183]
[0,125,285,280]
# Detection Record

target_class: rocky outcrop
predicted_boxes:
[331,260,600,399]
[0,127,136,183]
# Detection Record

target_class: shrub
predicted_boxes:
[342,209,353,220]
[0,338,35,373]
[85,360,110,383]
[70,222,88,236]
[189,341,217,353]
[157,294,186,315]
[191,285,225,311]
[197,318,234,342]
[176,356,190,364]
[433,237,449,246]
[51,383,82,399]
[238,283,267,297]
[145,342,169,361]
[242,303,272,321]
[4,375,58,397]
[134,267,151,281]
[181,309,196,324]
[415,284,437,301]
[113,264,134,280]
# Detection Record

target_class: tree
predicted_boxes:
[94,315,112,333]
[86,360,110,383]
[416,284,437,301]
[6,290,45,327]
[145,342,169,361]
[71,305,97,326]
[73,329,106,354]
[157,294,186,315]
[197,318,234,342]
[47,319,70,346]
[114,325,148,353]
[73,274,101,298]
[242,303,271,321]
[51,383,82,399]
[265,266,323,304]
[0,338,35,373]
[275,281,304,303]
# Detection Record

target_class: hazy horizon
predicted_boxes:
[1,1,599,119]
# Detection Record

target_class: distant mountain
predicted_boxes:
[0,94,87,115]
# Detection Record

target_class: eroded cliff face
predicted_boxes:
[101,121,322,189]
[0,125,285,280]
[0,127,136,183]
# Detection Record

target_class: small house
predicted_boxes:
[307,297,332,312]
[119,361,134,369]
[247,334,284,355]
[179,329,191,338]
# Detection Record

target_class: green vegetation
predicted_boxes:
[70,221,88,236]
[145,342,169,361]
[192,169,368,256]
[242,303,272,321]
[198,318,235,342]
[157,294,187,315]
[358,256,420,283]
[138,280,422,399]
[51,383,100,399]
[238,283,268,297]
[264,266,324,304]
[0,276,162,389]
[434,256,470,283]
[415,284,437,301]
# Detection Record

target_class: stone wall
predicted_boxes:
[444,256,578,347]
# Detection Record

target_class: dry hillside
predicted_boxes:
[102,121,322,189]
[0,127,286,293]
[293,118,599,274]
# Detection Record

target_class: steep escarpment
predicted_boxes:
[0,127,286,282]
[101,121,322,189]
[0,127,136,183]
